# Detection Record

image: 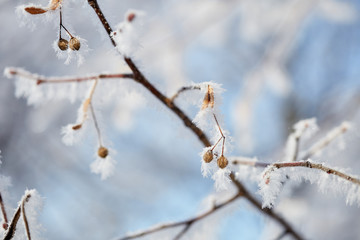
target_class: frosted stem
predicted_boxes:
[265,161,360,186]
[3,192,32,240]
[5,68,134,84]
[301,122,350,160]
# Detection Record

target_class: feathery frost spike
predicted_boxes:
[212,168,231,191]
[90,155,116,180]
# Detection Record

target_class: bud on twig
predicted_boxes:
[203,150,214,163]
[69,37,81,51]
[98,146,109,159]
[217,155,228,169]
[58,38,69,51]
[127,12,136,22]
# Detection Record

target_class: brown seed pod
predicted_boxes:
[127,12,136,22]
[98,146,109,159]
[217,155,228,169]
[69,37,81,51]
[72,124,82,130]
[203,150,214,163]
[58,38,68,51]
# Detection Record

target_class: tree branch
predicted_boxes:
[300,122,350,160]
[230,173,303,240]
[118,192,242,240]
[266,161,360,186]
[0,193,8,230]
[3,192,32,240]
[5,68,134,85]
[87,1,304,240]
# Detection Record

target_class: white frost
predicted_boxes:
[90,155,117,180]
[111,10,146,57]
[212,168,232,191]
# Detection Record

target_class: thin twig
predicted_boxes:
[213,114,226,156]
[21,195,32,240]
[233,158,360,186]
[232,158,269,168]
[266,161,360,186]
[118,192,242,240]
[0,193,8,230]
[3,192,32,240]
[169,86,201,102]
[6,68,134,85]
[300,122,350,160]
[291,134,301,162]
[89,103,103,146]
[273,230,289,240]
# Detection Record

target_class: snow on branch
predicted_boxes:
[4,67,134,106]
[300,121,350,160]
[259,160,360,208]
[264,160,360,186]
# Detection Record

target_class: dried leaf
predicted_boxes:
[49,0,62,11]
[24,7,48,15]
[201,85,215,110]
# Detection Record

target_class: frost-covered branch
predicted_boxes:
[86,1,303,238]
[87,0,211,147]
[118,192,242,240]
[3,191,32,240]
[300,122,350,160]
[233,158,360,186]
[264,160,360,186]
[20,195,31,240]
[5,68,134,85]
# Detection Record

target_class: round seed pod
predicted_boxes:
[203,150,213,163]
[217,155,228,169]
[69,37,81,51]
[98,146,109,159]
[58,38,68,51]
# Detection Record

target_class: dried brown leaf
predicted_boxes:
[201,85,215,110]
[24,7,48,15]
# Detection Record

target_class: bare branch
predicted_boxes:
[232,158,269,168]
[0,193,8,230]
[118,192,242,240]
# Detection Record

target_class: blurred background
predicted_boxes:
[1,0,360,239]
